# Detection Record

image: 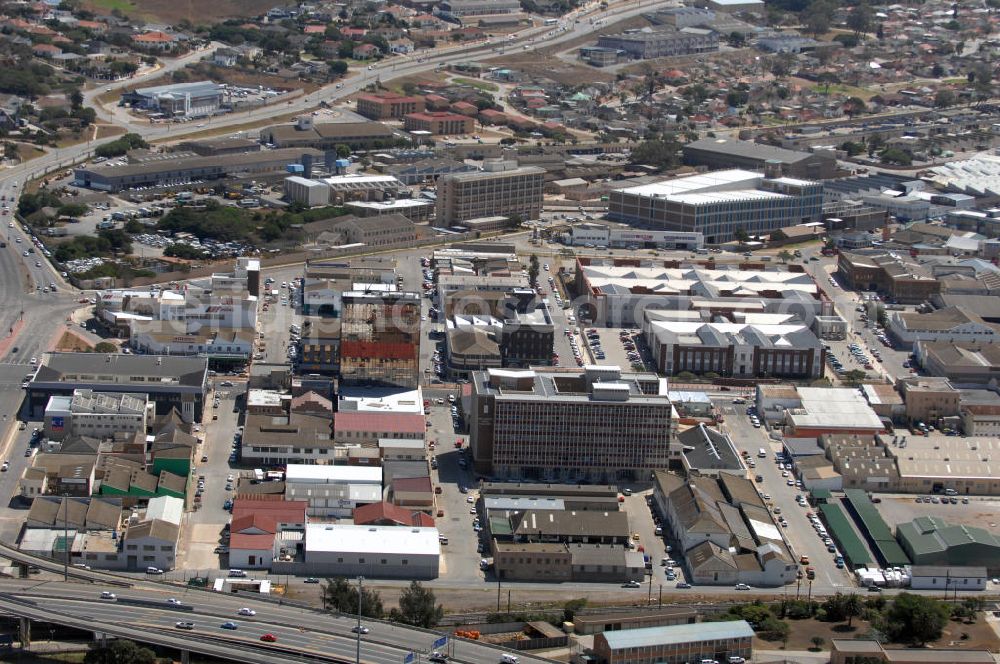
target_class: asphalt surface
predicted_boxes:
[0,577,553,664]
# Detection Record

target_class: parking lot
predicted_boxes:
[716,396,855,590]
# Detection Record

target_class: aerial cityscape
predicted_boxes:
[0,0,997,662]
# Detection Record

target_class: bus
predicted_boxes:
[544,18,558,25]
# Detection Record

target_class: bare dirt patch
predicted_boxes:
[85,0,277,24]
[54,331,95,352]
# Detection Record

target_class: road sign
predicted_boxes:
[433,636,448,649]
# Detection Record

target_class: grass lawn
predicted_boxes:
[810,82,876,101]
[453,77,499,92]
[85,0,134,13]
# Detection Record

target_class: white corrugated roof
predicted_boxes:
[306,524,440,556]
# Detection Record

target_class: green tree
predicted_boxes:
[847,0,873,37]
[844,369,867,385]
[885,593,950,646]
[757,616,790,642]
[803,0,834,37]
[389,581,444,628]
[844,97,866,118]
[335,143,351,159]
[777,249,793,263]
[880,147,912,166]
[733,227,750,245]
[322,577,384,618]
[771,228,788,242]
[629,137,682,170]
[563,598,587,623]
[810,635,825,651]
[528,253,540,286]
[329,59,349,77]
[93,341,119,353]
[844,593,864,628]
[934,89,956,108]
[84,639,156,664]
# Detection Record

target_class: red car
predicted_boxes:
[260,634,277,642]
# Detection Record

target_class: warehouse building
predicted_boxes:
[74,148,323,193]
[596,26,719,60]
[607,169,823,244]
[593,620,754,664]
[260,117,398,149]
[27,353,208,423]
[565,223,704,250]
[297,524,439,579]
[683,137,837,180]
[897,516,1000,575]
[120,81,224,118]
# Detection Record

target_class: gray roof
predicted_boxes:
[685,137,820,165]
[601,620,754,650]
[32,353,207,389]
[132,80,222,99]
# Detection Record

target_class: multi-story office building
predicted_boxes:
[597,26,719,59]
[403,112,473,135]
[356,93,425,120]
[339,291,420,389]
[467,366,678,481]
[436,159,544,225]
[607,169,823,245]
[43,390,149,441]
[27,354,208,422]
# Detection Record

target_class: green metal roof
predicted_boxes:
[844,489,910,566]
[811,489,833,500]
[898,516,1000,557]
[820,503,872,567]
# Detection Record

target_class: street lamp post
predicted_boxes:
[63,494,70,581]
[355,576,363,664]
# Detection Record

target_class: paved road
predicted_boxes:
[0,577,555,664]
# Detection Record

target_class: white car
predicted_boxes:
[237,607,256,616]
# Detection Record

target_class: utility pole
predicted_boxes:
[356,576,363,664]
[63,495,69,581]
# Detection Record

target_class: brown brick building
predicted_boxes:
[837,251,940,303]
[403,112,473,135]
[356,93,425,120]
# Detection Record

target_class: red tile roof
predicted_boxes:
[134,31,175,43]
[334,411,425,436]
[231,499,306,535]
[353,501,435,527]
[392,476,433,494]
[230,532,276,550]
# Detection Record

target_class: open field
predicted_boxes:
[84,0,275,23]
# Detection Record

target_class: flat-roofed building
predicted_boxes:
[260,119,397,149]
[683,137,836,180]
[27,353,207,423]
[299,523,439,579]
[43,390,148,441]
[74,148,324,193]
[403,111,473,135]
[608,169,823,244]
[468,366,678,481]
[594,620,753,664]
[357,93,425,120]
[339,291,421,389]
[897,376,960,425]
[831,639,994,664]
[436,159,544,225]
[121,80,223,118]
[597,26,719,59]
[785,387,885,437]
